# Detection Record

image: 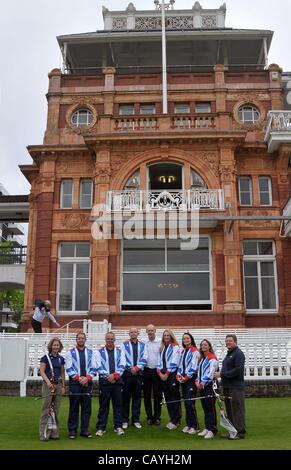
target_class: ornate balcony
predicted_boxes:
[265,111,291,152]
[106,189,224,212]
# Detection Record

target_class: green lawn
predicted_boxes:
[0,397,290,450]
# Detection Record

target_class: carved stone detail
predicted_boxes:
[201,15,217,28]
[219,163,237,182]
[241,210,277,227]
[198,151,219,177]
[62,213,90,230]
[95,167,111,184]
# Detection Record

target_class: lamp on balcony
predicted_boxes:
[159,175,176,184]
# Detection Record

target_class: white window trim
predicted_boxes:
[79,180,93,209]
[238,105,260,124]
[121,236,212,306]
[57,243,91,314]
[119,104,135,116]
[174,103,190,114]
[243,240,278,313]
[60,180,73,209]
[238,176,253,206]
[259,176,272,206]
[140,104,156,115]
[71,109,93,127]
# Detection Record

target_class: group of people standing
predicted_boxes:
[39,326,246,441]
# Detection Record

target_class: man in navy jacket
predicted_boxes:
[214,334,246,439]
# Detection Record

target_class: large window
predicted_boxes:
[80,180,93,209]
[57,243,90,312]
[259,177,272,206]
[122,238,211,306]
[243,240,278,312]
[60,180,73,209]
[119,104,134,115]
[174,103,190,114]
[71,109,93,128]
[238,105,260,124]
[238,177,252,206]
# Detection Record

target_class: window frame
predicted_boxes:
[60,180,73,209]
[79,179,93,209]
[119,104,135,116]
[57,243,91,314]
[238,176,253,206]
[174,103,190,114]
[195,102,211,113]
[71,108,94,128]
[238,104,260,124]
[121,236,212,306]
[243,240,278,313]
[140,104,156,115]
[258,176,272,206]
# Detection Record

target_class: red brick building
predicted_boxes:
[20,2,291,330]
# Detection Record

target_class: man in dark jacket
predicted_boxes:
[214,334,246,439]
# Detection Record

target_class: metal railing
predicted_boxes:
[0,245,27,265]
[107,189,224,211]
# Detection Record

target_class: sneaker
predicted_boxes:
[204,430,214,439]
[39,437,49,441]
[198,429,208,437]
[122,422,128,429]
[166,422,178,430]
[95,429,106,437]
[114,427,125,436]
[187,428,199,435]
[80,433,92,438]
[154,419,161,425]
[182,426,190,433]
[147,419,153,425]
[133,422,142,429]
[69,434,76,439]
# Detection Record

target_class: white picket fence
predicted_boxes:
[1,327,291,396]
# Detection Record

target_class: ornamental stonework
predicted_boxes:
[201,15,217,28]
[95,167,111,184]
[61,213,90,230]
[219,163,237,182]
[194,151,219,177]
[112,17,127,30]
[241,210,277,228]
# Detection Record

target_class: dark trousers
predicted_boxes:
[161,372,181,425]
[97,379,123,431]
[223,387,246,436]
[143,367,162,422]
[123,372,143,423]
[68,381,92,434]
[181,379,199,429]
[31,318,42,333]
[200,383,217,434]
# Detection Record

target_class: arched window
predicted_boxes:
[124,170,140,189]
[191,170,207,188]
[238,105,260,124]
[71,109,94,127]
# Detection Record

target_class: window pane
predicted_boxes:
[260,193,270,205]
[240,193,251,205]
[195,103,211,113]
[123,272,210,302]
[62,180,72,195]
[123,239,165,271]
[258,242,273,255]
[245,277,259,309]
[59,279,73,310]
[167,239,209,271]
[239,178,250,192]
[260,262,274,277]
[244,261,258,276]
[119,105,134,115]
[261,278,276,309]
[75,279,89,310]
[243,241,258,255]
[62,195,72,208]
[81,181,92,195]
[60,263,74,278]
[140,105,155,114]
[175,104,190,114]
[76,263,90,278]
[259,178,269,192]
[76,244,90,258]
[60,244,75,258]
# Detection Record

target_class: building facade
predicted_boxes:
[20,2,291,330]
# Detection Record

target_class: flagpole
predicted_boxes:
[161,0,168,114]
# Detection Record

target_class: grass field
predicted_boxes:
[0,396,290,450]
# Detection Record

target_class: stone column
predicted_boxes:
[219,144,245,322]
[268,64,283,110]
[90,146,111,316]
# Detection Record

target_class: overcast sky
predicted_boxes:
[0,0,290,195]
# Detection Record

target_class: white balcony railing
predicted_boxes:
[265,111,291,152]
[107,189,224,211]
